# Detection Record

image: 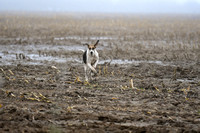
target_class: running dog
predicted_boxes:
[83,40,99,81]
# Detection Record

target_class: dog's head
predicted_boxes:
[85,40,99,56]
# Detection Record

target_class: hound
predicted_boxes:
[83,40,99,81]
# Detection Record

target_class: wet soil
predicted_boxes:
[0,13,200,133]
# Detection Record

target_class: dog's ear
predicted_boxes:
[94,40,99,47]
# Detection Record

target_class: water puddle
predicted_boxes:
[116,121,156,127]
[0,44,174,66]
[28,54,67,63]
[177,78,198,83]
[99,59,172,66]
[0,53,81,66]
[0,44,84,65]
[0,53,173,67]
[0,44,85,53]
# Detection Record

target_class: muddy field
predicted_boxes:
[0,13,200,133]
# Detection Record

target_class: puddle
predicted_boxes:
[116,121,156,127]
[0,44,85,53]
[0,53,173,66]
[0,44,174,66]
[0,52,83,66]
[0,44,84,65]
[99,59,172,66]
[177,78,198,83]
[28,54,67,63]
[67,119,155,128]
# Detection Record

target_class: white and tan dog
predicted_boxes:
[83,40,99,81]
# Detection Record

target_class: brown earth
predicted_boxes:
[0,13,200,133]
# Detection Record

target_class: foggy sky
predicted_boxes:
[0,0,200,14]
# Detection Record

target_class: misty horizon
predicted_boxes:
[0,0,200,14]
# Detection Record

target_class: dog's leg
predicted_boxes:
[84,65,88,81]
[87,63,97,74]
[92,58,99,78]
[93,57,99,69]
[87,68,94,81]
[88,69,93,80]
